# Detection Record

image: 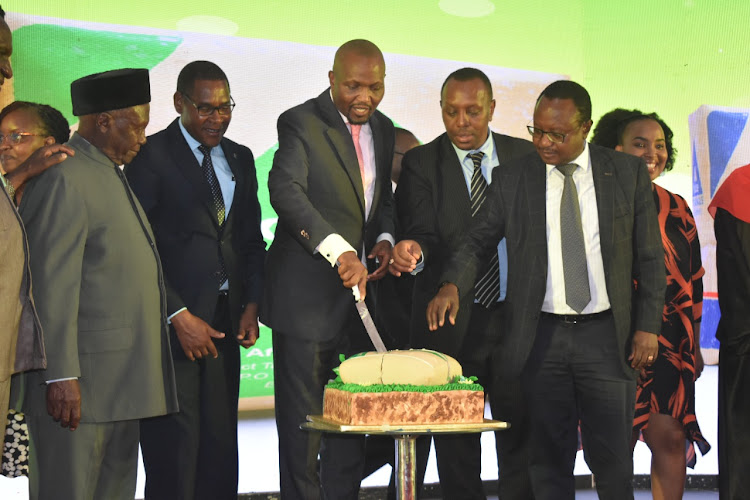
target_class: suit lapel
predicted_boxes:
[369,113,387,222]
[220,139,242,231]
[438,134,472,218]
[165,119,221,230]
[590,145,615,273]
[526,154,549,273]
[317,92,366,218]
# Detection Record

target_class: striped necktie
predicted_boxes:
[469,152,500,308]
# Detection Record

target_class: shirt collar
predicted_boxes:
[545,142,590,177]
[450,128,494,164]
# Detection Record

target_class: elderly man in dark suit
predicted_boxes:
[261,39,395,499]
[125,61,266,500]
[428,80,664,500]
[391,67,535,499]
[18,68,179,500]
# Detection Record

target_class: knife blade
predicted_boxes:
[351,286,387,352]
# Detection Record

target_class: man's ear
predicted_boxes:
[96,112,112,132]
[174,91,183,114]
[44,136,55,146]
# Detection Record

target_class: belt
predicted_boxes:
[540,309,611,324]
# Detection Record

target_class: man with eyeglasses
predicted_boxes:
[427,80,664,500]
[125,60,266,500]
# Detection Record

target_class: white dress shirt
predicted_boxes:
[542,142,611,314]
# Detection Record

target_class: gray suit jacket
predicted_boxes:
[261,90,395,341]
[18,133,178,422]
[443,144,665,378]
[396,132,535,355]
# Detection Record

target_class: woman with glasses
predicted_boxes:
[0,101,70,203]
[0,100,69,479]
[591,108,710,500]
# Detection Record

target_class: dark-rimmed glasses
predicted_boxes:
[182,93,235,117]
[526,125,578,144]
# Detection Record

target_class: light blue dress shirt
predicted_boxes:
[450,130,508,301]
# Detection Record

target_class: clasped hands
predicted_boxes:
[172,304,260,362]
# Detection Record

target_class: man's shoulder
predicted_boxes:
[279,93,324,122]
[220,135,253,160]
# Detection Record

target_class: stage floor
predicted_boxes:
[0,366,719,498]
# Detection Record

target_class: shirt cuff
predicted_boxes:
[46,377,78,384]
[376,233,395,247]
[315,234,357,267]
[167,307,187,323]
[411,253,425,275]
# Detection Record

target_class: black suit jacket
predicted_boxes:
[395,132,535,355]
[443,144,665,378]
[124,118,266,335]
[261,90,395,342]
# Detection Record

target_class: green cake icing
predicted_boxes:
[326,376,483,394]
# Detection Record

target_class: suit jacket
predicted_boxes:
[1,187,45,421]
[443,144,665,378]
[395,132,535,355]
[261,90,395,341]
[124,119,266,337]
[17,133,178,422]
[714,208,750,348]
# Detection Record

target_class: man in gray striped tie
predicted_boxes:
[391,67,535,500]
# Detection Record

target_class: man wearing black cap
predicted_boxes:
[17,68,179,500]
[125,60,265,500]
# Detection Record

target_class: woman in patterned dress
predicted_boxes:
[591,109,710,500]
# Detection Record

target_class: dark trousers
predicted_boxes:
[140,293,240,500]
[718,340,750,500]
[489,372,534,500]
[273,305,371,500]
[524,314,635,500]
[410,302,502,500]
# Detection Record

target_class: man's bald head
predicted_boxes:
[332,39,384,75]
[329,39,386,125]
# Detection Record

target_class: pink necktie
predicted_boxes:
[350,124,366,188]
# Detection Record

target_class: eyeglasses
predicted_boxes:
[526,125,579,144]
[181,93,235,117]
[0,132,44,145]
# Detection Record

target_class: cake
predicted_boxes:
[322,350,484,426]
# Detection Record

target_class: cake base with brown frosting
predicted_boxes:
[323,387,484,426]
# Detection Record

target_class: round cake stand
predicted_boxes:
[301,415,509,500]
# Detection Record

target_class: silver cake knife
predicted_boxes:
[351,285,387,352]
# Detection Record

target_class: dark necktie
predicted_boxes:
[469,152,500,308]
[198,145,228,286]
[556,163,591,313]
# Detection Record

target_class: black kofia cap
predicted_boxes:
[71,68,151,116]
